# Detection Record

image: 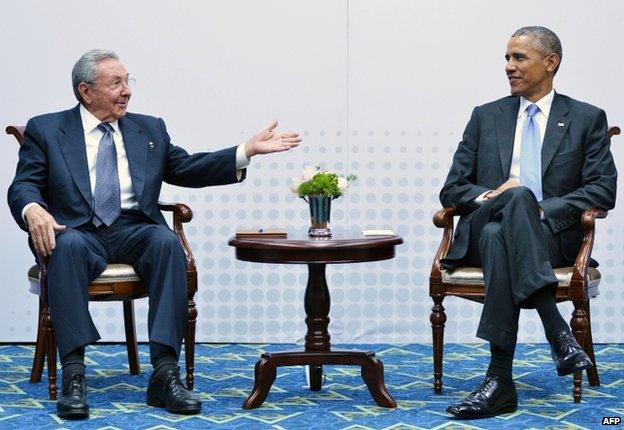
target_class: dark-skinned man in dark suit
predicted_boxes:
[440,27,616,419]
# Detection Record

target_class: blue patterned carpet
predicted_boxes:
[0,343,622,429]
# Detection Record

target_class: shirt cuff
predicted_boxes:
[21,202,38,223]
[236,144,250,170]
[474,191,492,205]
[235,144,250,181]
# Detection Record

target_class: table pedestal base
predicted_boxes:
[242,349,397,409]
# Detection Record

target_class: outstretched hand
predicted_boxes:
[244,120,301,158]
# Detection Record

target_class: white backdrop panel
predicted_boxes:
[0,1,622,344]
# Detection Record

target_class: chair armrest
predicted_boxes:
[430,207,456,279]
[33,249,50,303]
[570,209,607,293]
[158,202,193,223]
[158,202,197,273]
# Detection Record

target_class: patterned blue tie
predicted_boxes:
[519,104,543,201]
[93,123,121,227]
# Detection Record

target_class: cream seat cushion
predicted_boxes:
[27,264,140,295]
[442,266,601,288]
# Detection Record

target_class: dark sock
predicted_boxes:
[532,285,569,342]
[61,347,85,382]
[486,343,513,383]
[150,342,178,377]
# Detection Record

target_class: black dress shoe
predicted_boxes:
[147,367,202,414]
[56,374,89,419]
[446,376,518,419]
[550,330,593,376]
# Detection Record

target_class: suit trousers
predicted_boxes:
[460,187,567,352]
[46,211,188,360]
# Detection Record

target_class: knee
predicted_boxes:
[52,229,88,257]
[479,222,503,250]
[504,186,537,204]
[147,226,183,254]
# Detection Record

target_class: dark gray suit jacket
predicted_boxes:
[8,104,245,231]
[440,93,617,264]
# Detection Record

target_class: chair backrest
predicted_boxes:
[6,124,620,144]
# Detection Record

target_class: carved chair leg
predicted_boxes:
[123,300,140,375]
[430,295,446,394]
[583,301,600,386]
[570,300,589,403]
[30,297,46,383]
[42,305,57,400]
[184,296,197,390]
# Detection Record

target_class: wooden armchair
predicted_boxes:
[6,125,199,400]
[429,125,621,404]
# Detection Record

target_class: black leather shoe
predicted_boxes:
[146,367,202,414]
[446,376,518,419]
[56,374,89,419]
[550,330,593,376]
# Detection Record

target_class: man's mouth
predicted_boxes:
[508,76,521,84]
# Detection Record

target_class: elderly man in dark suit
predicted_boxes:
[8,49,301,418]
[440,27,617,418]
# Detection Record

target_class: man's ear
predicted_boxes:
[545,52,560,74]
[77,82,92,105]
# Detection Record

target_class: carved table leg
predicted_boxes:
[242,355,277,409]
[243,262,396,409]
[305,264,330,392]
[361,356,397,408]
[308,365,323,391]
[304,263,331,352]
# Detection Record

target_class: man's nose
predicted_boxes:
[505,61,516,74]
[120,83,132,96]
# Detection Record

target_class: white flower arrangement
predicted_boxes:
[290,165,356,198]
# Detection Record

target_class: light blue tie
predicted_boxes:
[519,104,542,201]
[93,123,121,227]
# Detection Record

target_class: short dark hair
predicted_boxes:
[512,26,562,74]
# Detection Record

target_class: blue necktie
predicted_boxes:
[519,104,543,201]
[93,123,121,227]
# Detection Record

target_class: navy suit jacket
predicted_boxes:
[440,93,617,264]
[8,105,245,231]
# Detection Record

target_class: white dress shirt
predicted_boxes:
[22,106,250,220]
[508,89,554,184]
[80,104,139,210]
[475,88,555,203]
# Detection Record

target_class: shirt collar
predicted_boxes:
[517,88,555,120]
[79,103,121,135]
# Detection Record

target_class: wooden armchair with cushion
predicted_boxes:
[6,125,199,400]
[429,125,620,404]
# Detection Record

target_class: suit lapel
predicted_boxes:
[494,97,519,179]
[541,93,570,176]
[119,116,147,201]
[57,106,92,207]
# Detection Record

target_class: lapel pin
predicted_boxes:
[557,122,565,127]
[148,141,154,149]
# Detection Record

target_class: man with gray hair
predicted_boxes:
[8,49,301,418]
[439,27,616,418]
